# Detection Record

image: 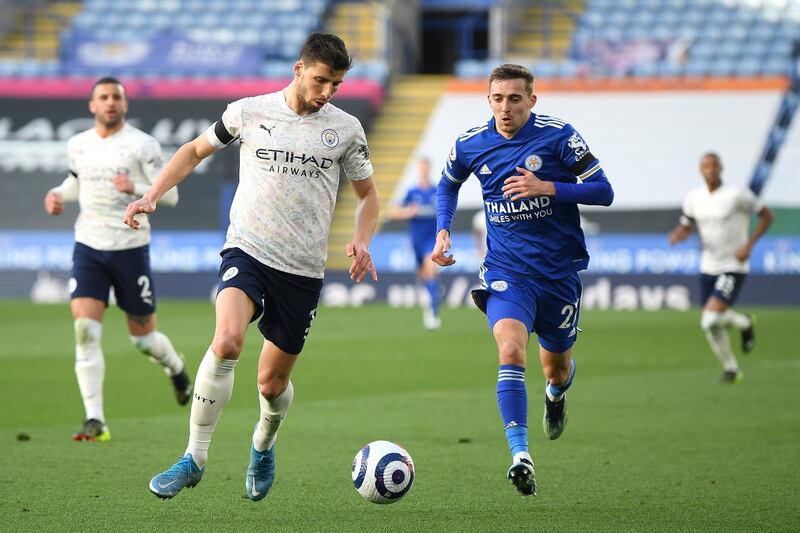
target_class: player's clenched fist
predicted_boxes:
[123,197,156,230]
[44,191,64,215]
[431,229,455,266]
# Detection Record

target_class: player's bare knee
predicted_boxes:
[258,377,289,401]
[496,339,527,365]
[544,364,570,386]
[211,331,245,359]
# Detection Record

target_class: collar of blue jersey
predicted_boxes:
[488,113,536,140]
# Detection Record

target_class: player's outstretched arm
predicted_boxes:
[123,133,217,229]
[347,176,379,283]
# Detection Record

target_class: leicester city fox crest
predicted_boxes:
[524,154,543,172]
[568,132,589,161]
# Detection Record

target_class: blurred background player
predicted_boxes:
[472,208,487,260]
[124,33,379,501]
[43,77,190,442]
[390,157,441,329]
[669,152,773,383]
[432,64,613,496]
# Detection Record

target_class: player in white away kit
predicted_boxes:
[43,77,192,442]
[670,152,773,383]
[124,33,379,500]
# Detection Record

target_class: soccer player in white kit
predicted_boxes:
[669,152,773,383]
[124,33,380,500]
[43,77,191,442]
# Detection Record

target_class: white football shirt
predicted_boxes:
[206,91,373,278]
[680,185,762,274]
[67,124,165,251]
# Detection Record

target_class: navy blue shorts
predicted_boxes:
[217,248,322,355]
[412,236,435,267]
[700,272,747,306]
[472,267,583,353]
[70,242,156,316]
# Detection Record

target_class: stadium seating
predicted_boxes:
[0,0,388,83]
[455,0,800,79]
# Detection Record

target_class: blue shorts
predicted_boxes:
[217,248,322,355]
[700,272,747,306]
[412,236,435,267]
[70,242,156,316]
[471,267,583,353]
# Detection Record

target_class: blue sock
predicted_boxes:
[546,359,576,401]
[425,279,439,316]
[497,364,528,456]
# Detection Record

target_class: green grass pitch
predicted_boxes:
[1,301,798,531]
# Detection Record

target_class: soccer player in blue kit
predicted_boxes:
[390,157,441,329]
[432,64,614,496]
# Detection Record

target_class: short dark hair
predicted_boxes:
[701,151,721,162]
[298,32,352,71]
[91,76,124,96]
[488,64,534,95]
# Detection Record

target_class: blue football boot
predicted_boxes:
[245,445,275,501]
[149,454,204,499]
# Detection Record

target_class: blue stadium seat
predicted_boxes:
[689,41,715,61]
[530,60,558,79]
[762,57,792,76]
[631,62,659,77]
[706,7,731,25]
[715,41,744,61]
[658,10,682,28]
[680,7,706,25]
[683,59,710,77]
[735,58,762,77]
[557,60,581,78]
[606,10,631,27]
[455,59,491,78]
[708,59,736,77]
[730,24,751,41]
[749,23,777,42]
[658,62,683,77]
[732,8,758,25]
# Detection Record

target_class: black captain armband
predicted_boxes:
[213,119,237,146]
[569,153,597,175]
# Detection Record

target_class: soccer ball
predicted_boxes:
[351,440,414,504]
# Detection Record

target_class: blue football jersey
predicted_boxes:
[402,186,437,244]
[441,113,611,279]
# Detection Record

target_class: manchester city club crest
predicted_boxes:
[524,154,543,172]
[321,128,339,148]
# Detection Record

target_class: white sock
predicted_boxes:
[131,331,184,376]
[74,318,105,422]
[704,326,740,373]
[253,380,294,452]
[185,348,237,467]
[720,309,751,331]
